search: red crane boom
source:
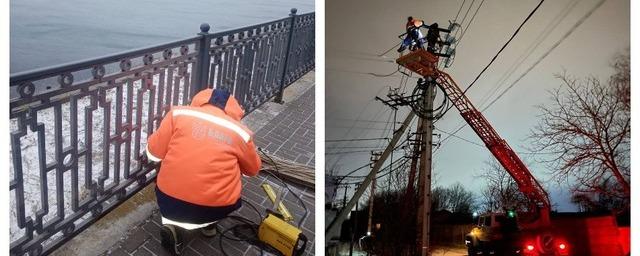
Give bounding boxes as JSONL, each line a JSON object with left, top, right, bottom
{"left": 397, "top": 49, "right": 551, "bottom": 228}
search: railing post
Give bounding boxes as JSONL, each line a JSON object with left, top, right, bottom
{"left": 274, "top": 8, "right": 297, "bottom": 103}
{"left": 193, "top": 23, "right": 212, "bottom": 97}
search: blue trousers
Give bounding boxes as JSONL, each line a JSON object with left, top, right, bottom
{"left": 155, "top": 186, "right": 241, "bottom": 224}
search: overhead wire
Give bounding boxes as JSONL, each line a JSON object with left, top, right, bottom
{"left": 326, "top": 118, "right": 403, "bottom": 125}
{"left": 327, "top": 136, "right": 410, "bottom": 156}
{"left": 482, "top": 0, "right": 606, "bottom": 112}
{"left": 453, "top": 0, "right": 468, "bottom": 23}
{"left": 434, "top": 127, "right": 484, "bottom": 147}
{"left": 438, "top": 0, "right": 606, "bottom": 149}
{"left": 434, "top": 126, "right": 560, "bottom": 155}
{"left": 462, "top": 0, "right": 544, "bottom": 96}
{"left": 326, "top": 147, "right": 406, "bottom": 156}
{"left": 340, "top": 158, "right": 411, "bottom": 185}
{"left": 477, "top": 0, "right": 581, "bottom": 107}
{"left": 327, "top": 125, "right": 398, "bottom": 132}
{"left": 326, "top": 137, "right": 390, "bottom": 143}
{"left": 334, "top": 163, "right": 370, "bottom": 185}
{"left": 454, "top": 0, "right": 486, "bottom": 49}
{"left": 454, "top": 0, "right": 477, "bottom": 38}
{"left": 328, "top": 145, "right": 397, "bottom": 150}
{"left": 376, "top": 109, "right": 395, "bottom": 149}
{"left": 338, "top": 157, "right": 409, "bottom": 180}
{"left": 435, "top": 0, "right": 546, "bottom": 145}
{"left": 327, "top": 85, "right": 389, "bottom": 168}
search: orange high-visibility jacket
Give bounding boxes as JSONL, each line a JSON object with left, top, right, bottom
{"left": 146, "top": 88, "right": 261, "bottom": 207}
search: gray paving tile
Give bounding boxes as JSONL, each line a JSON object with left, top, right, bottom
{"left": 122, "top": 228, "right": 152, "bottom": 253}
{"left": 132, "top": 247, "right": 153, "bottom": 256}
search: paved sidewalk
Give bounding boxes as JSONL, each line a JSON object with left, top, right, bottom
{"left": 254, "top": 87, "right": 315, "bottom": 167}
{"left": 101, "top": 78, "right": 315, "bottom": 255}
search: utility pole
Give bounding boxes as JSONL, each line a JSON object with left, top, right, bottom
{"left": 354, "top": 199, "right": 359, "bottom": 255}
{"left": 417, "top": 79, "right": 436, "bottom": 256}
{"left": 349, "top": 192, "right": 357, "bottom": 256}
{"left": 341, "top": 184, "right": 350, "bottom": 210}
{"left": 389, "top": 109, "right": 397, "bottom": 190}
{"left": 367, "top": 151, "right": 381, "bottom": 236}
{"left": 367, "top": 178, "right": 376, "bottom": 236}
{"left": 326, "top": 112, "right": 416, "bottom": 237}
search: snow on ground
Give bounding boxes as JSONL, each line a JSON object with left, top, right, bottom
{"left": 9, "top": 67, "right": 189, "bottom": 245}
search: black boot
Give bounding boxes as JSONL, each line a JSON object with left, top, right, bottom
{"left": 200, "top": 223, "right": 218, "bottom": 237}
{"left": 160, "top": 224, "right": 183, "bottom": 255}
{"left": 397, "top": 45, "right": 407, "bottom": 52}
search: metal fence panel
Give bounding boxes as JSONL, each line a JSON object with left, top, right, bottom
{"left": 9, "top": 10, "right": 314, "bottom": 255}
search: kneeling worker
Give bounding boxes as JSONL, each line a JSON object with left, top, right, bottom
{"left": 145, "top": 87, "right": 262, "bottom": 255}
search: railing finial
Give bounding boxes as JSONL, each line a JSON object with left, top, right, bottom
{"left": 199, "top": 23, "right": 210, "bottom": 34}
{"left": 290, "top": 8, "right": 298, "bottom": 15}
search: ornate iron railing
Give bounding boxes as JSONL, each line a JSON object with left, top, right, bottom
{"left": 9, "top": 9, "right": 314, "bottom": 255}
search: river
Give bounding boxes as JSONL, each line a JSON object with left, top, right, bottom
{"left": 10, "top": 0, "right": 314, "bottom": 73}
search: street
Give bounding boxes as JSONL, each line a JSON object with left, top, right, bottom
{"left": 431, "top": 246, "right": 468, "bottom": 256}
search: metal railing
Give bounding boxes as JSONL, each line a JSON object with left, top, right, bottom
{"left": 9, "top": 8, "right": 314, "bottom": 255}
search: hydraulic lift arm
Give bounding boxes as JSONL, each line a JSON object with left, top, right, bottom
{"left": 397, "top": 50, "right": 551, "bottom": 228}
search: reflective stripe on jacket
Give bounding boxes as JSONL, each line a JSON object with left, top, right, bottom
{"left": 147, "top": 88, "right": 261, "bottom": 207}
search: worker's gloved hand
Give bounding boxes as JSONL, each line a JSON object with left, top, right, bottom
{"left": 139, "top": 151, "right": 150, "bottom": 165}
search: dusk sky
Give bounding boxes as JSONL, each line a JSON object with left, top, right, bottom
{"left": 325, "top": 0, "right": 630, "bottom": 212}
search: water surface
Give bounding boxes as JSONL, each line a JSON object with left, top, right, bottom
{"left": 11, "top": 0, "right": 313, "bottom": 73}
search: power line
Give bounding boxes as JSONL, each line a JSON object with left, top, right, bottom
{"left": 462, "top": 0, "right": 545, "bottom": 95}
{"left": 478, "top": 0, "right": 581, "bottom": 107}
{"left": 438, "top": 124, "right": 467, "bottom": 147}
{"left": 340, "top": 158, "right": 411, "bottom": 185}
{"left": 326, "top": 150, "right": 383, "bottom": 156}
{"left": 326, "top": 139, "right": 409, "bottom": 156}
{"left": 455, "top": 0, "right": 477, "bottom": 38}
{"left": 438, "top": 0, "right": 546, "bottom": 130}
{"left": 328, "top": 85, "right": 389, "bottom": 167}
{"left": 329, "top": 125, "right": 397, "bottom": 131}
{"left": 326, "top": 148, "right": 402, "bottom": 156}
{"left": 377, "top": 109, "right": 395, "bottom": 148}
{"left": 339, "top": 157, "right": 409, "bottom": 179}
{"left": 453, "top": 0, "right": 468, "bottom": 23}
{"left": 326, "top": 68, "right": 406, "bottom": 79}
{"left": 327, "top": 118, "right": 403, "bottom": 124}
{"left": 328, "top": 145, "right": 393, "bottom": 150}
{"left": 434, "top": 127, "right": 483, "bottom": 147}
{"left": 455, "top": 0, "right": 486, "bottom": 49}
{"left": 434, "top": 126, "right": 560, "bottom": 156}
{"left": 326, "top": 137, "right": 390, "bottom": 143}
{"left": 332, "top": 163, "right": 370, "bottom": 184}
{"left": 482, "top": 0, "right": 607, "bottom": 112}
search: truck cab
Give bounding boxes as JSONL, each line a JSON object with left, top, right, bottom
{"left": 466, "top": 212, "right": 517, "bottom": 255}
{"left": 465, "top": 212, "right": 569, "bottom": 256}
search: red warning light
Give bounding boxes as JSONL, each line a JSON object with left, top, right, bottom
{"left": 526, "top": 244, "right": 535, "bottom": 251}
{"left": 558, "top": 243, "right": 566, "bottom": 250}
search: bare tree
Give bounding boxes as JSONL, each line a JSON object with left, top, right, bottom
{"left": 530, "top": 52, "right": 630, "bottom": 208}
{"left": 477, "top": 159, "right": 529, "bottom": 212}
{"left": 611, "top": 51, "right": 630, "bottom": 112}
{"left": 571, "top": 176, "right": 627, "bottom": 212}
{"left": 432, "top": 183, "right": 475, "bottom": 215}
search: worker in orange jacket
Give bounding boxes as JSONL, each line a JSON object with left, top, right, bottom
{"left": 398, "top": 16, "right": 425, "bottom": 53}
{"left": 145, "top": 87, "right": 261, "bottom": 255}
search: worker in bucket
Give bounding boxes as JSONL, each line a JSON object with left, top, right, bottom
{"left": 425, "top": 22, "right": 443, "bottom": 53}
{"left": 144, "top": 87, "right": 261, "bottom": 255}
{"left": 397, "top": 16, "right": 425, "bottom": 52}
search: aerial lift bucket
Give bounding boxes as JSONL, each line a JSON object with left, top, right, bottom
{"left": 395, "top": 49, "right": 439, "bottom": 77}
